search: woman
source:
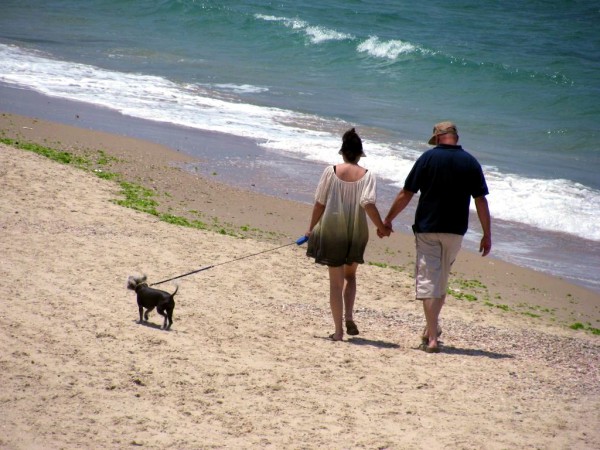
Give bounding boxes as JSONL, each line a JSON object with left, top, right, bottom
{"left": 306, "top": 128, "right": 389, "bottom": 341}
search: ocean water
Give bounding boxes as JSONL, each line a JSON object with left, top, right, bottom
{"left": 1, "top": 0, "right": 599, "bottom": 291}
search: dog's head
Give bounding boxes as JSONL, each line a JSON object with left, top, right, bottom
{"left": 127, "top": 274, "right": 148, "bottom": 291}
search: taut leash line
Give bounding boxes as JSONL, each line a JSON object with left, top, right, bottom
{"left": 149, "top": 235, "right": 308, "bottom": 286}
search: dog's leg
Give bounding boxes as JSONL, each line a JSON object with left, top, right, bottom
{"left": 144, "top": 306, "right": 155, "bottom": 322}
{"left": 166, "top": 308, "right": 173, "bottom": 330}
{"left": 138, "top": 305, "right": 144, "bottom": 323}
{"left": 156, "top": 306, "right": 168, "bottom": 329}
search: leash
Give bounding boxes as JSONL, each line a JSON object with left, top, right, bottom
{"left": 149, "top": 235, "right": 308, "bottom": 286}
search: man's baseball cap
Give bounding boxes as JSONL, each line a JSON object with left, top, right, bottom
{"left": 428, "top": 121, "right": 458, "bottom": 145}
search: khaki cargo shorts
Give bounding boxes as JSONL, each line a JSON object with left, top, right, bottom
{"left": 415, "top": 233, "right": 463, "bottom": 299}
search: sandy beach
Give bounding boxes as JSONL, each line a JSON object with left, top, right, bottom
{"left": 1, "top": 112, "right": 599, "bottom": 449}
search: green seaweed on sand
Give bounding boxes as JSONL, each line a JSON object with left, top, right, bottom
{"left": 2, "top": 136, "right": 282, "bottom": 241}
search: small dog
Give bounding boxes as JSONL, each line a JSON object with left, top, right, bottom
{"left": 127, "top": 275, "right": 178, "bottom": 330}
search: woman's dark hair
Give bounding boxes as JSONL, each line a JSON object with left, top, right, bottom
{"left": 340, "top": 128, "right": 363, "bottom": 163}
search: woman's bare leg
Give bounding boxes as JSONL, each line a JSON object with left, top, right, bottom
{"left": 328, "top": 265, "right": 345, "bottom": 340}
{"left": 343, "top": 263, "right": 358, "bottom": 321}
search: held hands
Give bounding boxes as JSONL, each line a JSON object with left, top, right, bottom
{"left": 377, "top": 226, "right": 391, "bottom": 238}
{"left": 377, "top": 219, "right": 394, "bottom": 238}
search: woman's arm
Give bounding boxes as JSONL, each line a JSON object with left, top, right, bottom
{"left": 364, "top": 203, "right": 390, "bottom": 237}
{"left": 306, "top": 202, "right": 326, "bottom": 236}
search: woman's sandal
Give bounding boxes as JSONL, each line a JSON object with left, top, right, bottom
{"left": 346, "top": 320, "right": 359, "bottom": 336}
{"left": 329, "top": 333, "right": 343, "bottom": 341}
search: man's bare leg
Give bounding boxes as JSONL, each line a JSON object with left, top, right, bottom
{"left": 422, "top": 296, "right": 445, "bottom": 350}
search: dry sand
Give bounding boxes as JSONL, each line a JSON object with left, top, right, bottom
{"left": 1, "top": 114, "right": 599, "bottom": 449}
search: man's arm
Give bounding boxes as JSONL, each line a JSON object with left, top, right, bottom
{"left": 474, "top": 195, "right": 491, "bottom": 256}
{"left": 384, "top": 189, "right": 414, "bottom": 230}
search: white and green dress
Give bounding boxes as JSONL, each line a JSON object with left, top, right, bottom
{"left": 307, "top": 165, "right": 377, "bottom": 267}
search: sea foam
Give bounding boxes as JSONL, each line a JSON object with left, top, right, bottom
{"left": 357, "top": 36, "right": 425, "bottom": 60}
{"left": 255, "top": 14, "right": 353, "bottom": 44}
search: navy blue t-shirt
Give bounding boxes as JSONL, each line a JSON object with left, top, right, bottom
{"left": 404, "top": 144, "right": 488, "bottom": 235}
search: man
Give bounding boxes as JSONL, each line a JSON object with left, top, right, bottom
{"left": 383, "top": 121, "right": 491, "bottom": 353}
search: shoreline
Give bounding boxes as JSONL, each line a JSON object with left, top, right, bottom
{"left": 1, "top": 83, "right": 599, "bottom": 294}
{"left": 1, "top": 111, "right": 598, "bottom": 330}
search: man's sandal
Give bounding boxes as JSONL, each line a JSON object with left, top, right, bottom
{"left": 421, "top": 327, "right": 442, "bottom": 344}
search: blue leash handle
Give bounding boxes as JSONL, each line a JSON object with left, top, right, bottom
{"left": 296, "top": 235, "right": 309, "bottom": 245}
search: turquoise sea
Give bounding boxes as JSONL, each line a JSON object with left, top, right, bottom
{"left": 1, "top": 0, "right": 599, "bottom": 291}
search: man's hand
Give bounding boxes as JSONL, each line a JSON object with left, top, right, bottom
{"left": 479, "top": 235, "right": 491, "bottom": 257}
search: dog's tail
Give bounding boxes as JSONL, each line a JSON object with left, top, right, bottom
{"left": 171, "top": 285, "right": 179, "bottom": 298}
